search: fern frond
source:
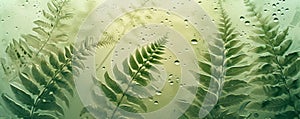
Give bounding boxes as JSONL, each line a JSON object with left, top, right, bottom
{"left": 86, "top": 37, "right": 167, "bottom": 119}
{"left": 244, "top": 0, "right": 300, "bottom": 117}
{"left": 181, "top": 1, "right": 251, "bottom": 118}
{"left": 4, "top": 0, "right": 73, "bottom": 82}
{"left": 2, "top": 40, "right": 98, "bottom": 118}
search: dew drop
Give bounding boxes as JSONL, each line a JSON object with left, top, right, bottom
{"left": 169, "top": 74, "right": 173, "bottom": 78}
{"left": 155, "top": 91, "right": 162, "bottom": 96}
{"left": 102, "top": 66, "right": 106, "bottom": 70}
{"left": 154, "top": 101, "right": 159, "bottom": 105}
{"left": 1, "top": 19, "right": 4, "bottom": 22}
{"left": 285, "top": 8, "right": 289, "bottom": 11}
{"left": 245, "top": 21, "right": 250, "bottom": 25}
{"left": 174, "top": 60, "right": 180, "bottom": 65}
{"left": 191, "top": 39, "right": 198, "bottom": 45}
{"left": 239, "top": 16, "right": 245, "bottom": 21}
{"left": 253, "top": 113, "right": 259, "bottom": 118}
{"left": 169, "top": 81, "right": 174, "bottom": 85}
{"left": 273, "top": 17, "right": 279, "bottom": 22}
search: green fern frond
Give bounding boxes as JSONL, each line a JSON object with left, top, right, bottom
{"left": 2, "top": 39, "right": 98, "bottom": 118}
{"left": 244, "top": 0, "right": 300, "bottom": 118}
{"left": 81, "top": 37, "right": 167, "bottom": 119}
{"left": 4, "top": 0, "right": 73, "bottom": 81}
{"left": 181, "top": 1, "right": 251, "bottom": 118}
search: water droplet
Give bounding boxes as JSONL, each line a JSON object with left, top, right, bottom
{"left": 1, "top": 19, "right": 4, "bottom": 22}
{"left": 154, "top": 101, "right": 159, "bottom": 105}
{"left": 191, "top": 39, "right": 198, "bottom": 45}
{"left": 245, "top": 21, "right": 250, "bottom": 25}
{"left": 176, "top": 77, "right": 180, "bottom": 81}
{"left": 169, "top": 81, "right": 174, "bottom": 85}
{"left": 240, "top": 16, "right": 245, "bottom": 21}
{"left": 156, "top": 91, "right": 162, "bottom": 96}
{"left": 169, "top": 74, "right": 173, "bottom": 78}
{"left": 174, "top": 60, "right": 180, "bottom": 65}
{"left": 253, "top": 113, "right": 259, "bottom": 118}
{"left": 274, "top": 18, "right": 279, "bottom": 22}
{"left": 102, "top": 66, "right": 106, "bottom": 70}
{"left": 272, "top": 13, "right": 277, "bottom": 17}
{"left": 285, "top": 8, "right": 289, "bottom": 11}
{"left": 198, "top": 1, "right": 202, "bottom": 3}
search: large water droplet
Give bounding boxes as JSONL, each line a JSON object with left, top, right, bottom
{"left": 273, "top": 18, "right": 279, "bottom": 22}
{"left": 154, "top": 101, "right": 159, "bottom": 105}
{"left": 245, "top": 21, "right": 250, "bottom": 25}
{"left": 191, "top": 39, "right": 198, "bottom": 45}
{"left": 174, "top": 60, "right": 180, "bottom": 65}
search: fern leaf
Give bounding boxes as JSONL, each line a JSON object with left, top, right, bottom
{"left": 31, "top": 64, "right": 48, "bottom": 86}
{"left": 19, "top": 73, "right": 40, "bottom": 95}
{"left": 100, "top": 82, "right": 118, "bottom": 103}
{"left": 219, "top": 94, "right": 249, "bottom": 107}
{"left": 1, "top": 94, "right": 30, "bottom": 118}
{"left": 10, "top": 84, "right": 34, "bottom": 107}
{"left": 274, "top": 40, "right": 292, "bottom": 55}
{"left": 49, "top": 53, "right": 60, "bottom": 69}
{"left": 40, "top": 60, "right": 54, "bottom": 77}
{"left": 33, "top": 114, "right": 57, "bottom": 119}
{"left": 33, "top": 27, "right": 49, "bottom": 38}
{"left": 104, "top": 72, "right": 123, "bottom": 94}
{"left": 284, "top": 59, "right": 300, "bottom": 77}
{"left": 226, "top": 65, "right": 252, "bottom": 76}
{"left": 34, "top": 20, "right": 52, "bottom": 28}
{"left": 261, "top": 96, "right": 290, "bottom": 112}
{"left": 283, "top": 52, "right": 299, "bottom": 66}
{"left": 126, "top": 94, "right": 147, "bottom": 112}
{"left": 222, "top": 80, "right": 248, "bottom": 92}
{"left": 36, "top": 101, "right": 64, "bottom": 115}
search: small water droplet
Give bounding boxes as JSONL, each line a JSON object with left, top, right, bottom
{"left": 154, "top": 101, "right": 159, "bottom": 105}
{"left": 240, "top": 16, "right": 245, "bottom": 21}
{"left": 285, "top": 8, "right": 289, "bottom": 11}
{"left": 272, "top": 13, "right": 277, "bottom": 17}
{"left": 169, "top": 81, "right": 174, "bottom": 85}
{"left": 191, "top": 39, "right": 198, "bottom": 45}
{"left": 253, "top": 113, "right": 259, "bottom": 118}
{"left": 273, "top": 17, "right": 279, "bottom": 22}
{"left": 1, "top": 19, "right": 4, "bottom": 22}
{"left": 176, "top": 77, "right": 180, "bottom": 81}
{"left": 169, "top": 74, "right": 173, "bottom": 78}
{"left": 174, "top": 60, "right": 180, "bottom": 65}
{"left": 102, "top": 66, "right": 106, "bottom": 70}
{"left": 245, "top": 21, "right": 250, "bottom": 25}
{"left": 198, "top": 1, "right": 202, "bottom": 3}
{"left": 156, "top": 91, "right": 162, "bottom": 96}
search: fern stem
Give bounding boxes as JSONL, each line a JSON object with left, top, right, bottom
{"left": 96, "top": 47, "right": 115, "bottom": 71}
{"left": 35, "top": 0, "right": 68, "bottom": 56}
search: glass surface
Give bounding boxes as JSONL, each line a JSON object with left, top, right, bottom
{"left": 1, "top": 0, "right": 300, "bottom": 119}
